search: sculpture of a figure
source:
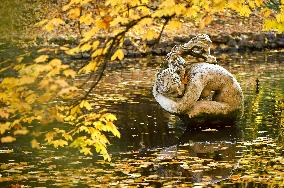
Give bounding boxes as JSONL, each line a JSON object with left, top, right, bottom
{"left": 153, "top": 34, "right": 243, "bottom": 118}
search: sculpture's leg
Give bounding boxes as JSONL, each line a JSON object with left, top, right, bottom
{"left": 187, "top": 101, "right": 232, "bottom": 118}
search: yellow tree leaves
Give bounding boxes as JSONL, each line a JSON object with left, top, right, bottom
{"left": 43, "top": 18, "right": 65, "bottom": 32}
{"left": 0, "top": 53, "right": 80, "bottom": 146}
{"left": 34, "top": 55, "right": 49, "bottom": 63}
{"left": 80, "top": 13, "right": 94, "bottom": 25}
{"left": 111, "top": 49, "right": 124, "bottom": 61}
{"left": 68, "top": 8, "right": 81, "bottom": 19}
{"left": 31, "top": 139, "right": 40, "bottom": 149}
{"left": 63, "top": 69, "right": 76, "bottom": 78}
{"left": 167, "top": 20, "right": 182, "bottom": 31}
{"left": 143, "top": 30, "right": 158, "bottom": 41}
{"left": 58, "top": 103, "right": 120, "bottom": 161}
{"left": 80, "top": 100, "right": 93, "bottom": 110}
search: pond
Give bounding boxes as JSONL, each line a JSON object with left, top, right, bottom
{"left": 0, "top": 51, "right": 283, "bottom": 187}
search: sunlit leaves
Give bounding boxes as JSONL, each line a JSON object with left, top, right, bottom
{"left": 79, "top": 60, "right": 97, "bottom": 74}
{"left": 43, "top": 18, "right": 65, "bottom": 32}
{"left": 80, "top": 13, "right": 94, "bottom": 25}
{"left": 34, "top": 55, "right": 49, "bottom": 63}
{"left": 96, "top": 16, "right": 112, "bottom": 29}
{"left": 80, "top": 43, "right": 92, "bottom": 52}
{"left": 50, "top": 139, "right": 68, "bottom": 148}
{"left": 1, "top": 136, "right": 16, "bottom": 143}
{"left": 57, "top": 103, "right": 120, "bottom": 160}
{"left": 80, "top": 100, "right": 93, "bottom": 110}
{"left": 31, "top": 139, "right": 40, "bottom": 149}
{"left": 68, "top": 8, "right": 81, "bottom": 19}
{"left": 80, "top": 147, "right": 92, "bottom": 155}
{"left": 13, "top": 128, "right": 29, "bottom": 136}
{"left": 63, "top": 69, "right": 76, "bottom": 78}
{"left": 0, "top": 123, "right": 10, "bottom": 134}
{"left": 167, "top": 20, "right": 182, "bottom": 31}
{"left": 143, "top": 30, "right": 158, "bottom": 41}
{"left": 111, "top": 49, "right": 124, "bottom": 61}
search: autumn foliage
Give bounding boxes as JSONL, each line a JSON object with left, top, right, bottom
{"left": 0, "top": 0, "right": 283, "bottom": 160}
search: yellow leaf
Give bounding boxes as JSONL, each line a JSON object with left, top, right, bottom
{"left": 213, "top": 0, "right": 226, "bottom": 10}
{"left": 62, "top": 0, "right": 75, "bottom": 11}
{"left": 35, "top": 19, "right": 48, "bottom": 27}
{"left": 80, "top": 147, "right": 92, "bottom": 155}
{"left": 80, "top": 0, "right": 92, "bottom": 5}
{"left": 63, "top": 69, "right": 76, "bottom": 78}
{"left": 92, "top": 41, "right": 100, "bottom": 50}
{"left": 51, "top": 139, "right": 68, "bottom": 148}
{"left": 199, "top": 15, "right": 213, "bottom": 29}
{"left": 80, "top": 13, "right": 94, "bottom": 25}
{"left": 143, "top": 29, "right": 157, "bottom": 41}
{"left": 103, "top": 113, "right": 117, "bottom": 121}
{"left": 0, "top": 123, "right": 10, "bottom": 134}
{"left": 255, "top": 0, "right": 264, "bottom": 7}
{"left": 45, "top": 131, "right": 56, "bottom": 143}
{"left": 68, "top": 8, "right": 81, "bottom": 19}
{"left": 248, "top": 0, "right": 255, "bottom": 8}
{"left": 263, "top": 19, "right": 278, "bottom": 31}
{"left": 14, "top": 128, "right": 29, "bottom": 136}
{"left": 66, "top": 47, "right": 80, "bottom": 55}
{"left": 34, "top": 55, "right": 49, "bottom": 63}
{"left": 1, "top": 136, "right": 16, "bottom": 143}
{"left": 63, "top": 133, "right": 73, "bottom": 141}
{"left": 31, "top": 139, "right": 40, "bottom": 149}
{"left": 79, "top": 60, "right": 97, "bottom": 74}
{"left": 276, "top": 13, "right": 284, "bottom": 23}
{"left": 44, "top": 18, "right": 65, "bottom": 32}
{"left": 38, "top": 93, "right": 52, "bottom": 103}
{"left": 239, "top": 5, "right": 251, "bottom": 17}
{"left": 44, "top": 22, "right": 54, "bottom": 32}
{"left": 80, "top": 100, "right": 93, "bottom": 110}
{"left": 49, "top": 59, "right": 62, "bottom": 67}
{"left": 92, "top": 48, "right": 104, "bottom": 58}
{"left": 82, "top": 28, "right": 98, "bottom": 42}
{"left": 167, "top": 20, "right": 182, "bottom": 31}
{"left": 261, "top": 8, "right": 272, "bottom": 18}
{"left": 55, "top": 79, "right": 69, "bottom": 87}
{"left": 0, "top": 110, "right": 9, "bottom": 119}
{"left": 16, "top": 56, "right": 24, "bottom": 63}
{"left": 25, "top": 93, "right": 37, "bottom": 104}
{"left": 19, "top": 76, "right": 36, "bottom": 85}
{"left": 59, "top": 46, "right": 70, "bottom": 51}
{"left": 70, "top": 105, "right": 81, "bottom": 115}
{"left": 111, "top": 49, "right": 124, "bottom": 61}
{"left": 96, "top": 16, "right": 112, "bottom": 29}
{"left": 80, "top": 43, "right": 92, "bottom": 52}
{"left": 106, "top": 122, "right": 120, "bottom": 138}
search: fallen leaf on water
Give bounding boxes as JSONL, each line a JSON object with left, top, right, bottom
{"left": 230, "top": 175, "right": 240, "bottom": 181}
{"left": 1, "top": 136, "right": 16, "bottom": 143}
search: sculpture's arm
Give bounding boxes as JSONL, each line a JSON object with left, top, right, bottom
{"left": 153, "top": 78, "right": 202, "bottom": 114}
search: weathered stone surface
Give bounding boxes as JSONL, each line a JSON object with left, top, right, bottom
{"left": 153, "top": 63, "right": 244, "bottom": 119}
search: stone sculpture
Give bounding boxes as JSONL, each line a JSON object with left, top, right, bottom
{"left": 153, "top": 34, "right": 243, "bottom": 118}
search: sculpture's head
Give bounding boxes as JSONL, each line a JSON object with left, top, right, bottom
{"left": 156, "top": 68, "right": 185, "bottom": 98}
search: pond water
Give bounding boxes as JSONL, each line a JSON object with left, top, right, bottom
{"left": 0, "top": 51, "right": 283, "bottom": 187}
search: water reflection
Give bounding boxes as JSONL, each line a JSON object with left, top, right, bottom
{"left": 0, "top": 51, "right": 283, "bottom": 187}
